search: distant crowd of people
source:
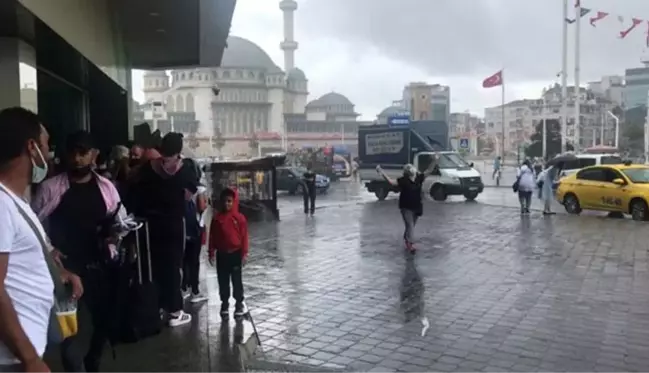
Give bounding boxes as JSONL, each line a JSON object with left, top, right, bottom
{"left": 0, "top": 107, "right": 250, "bottom": 372}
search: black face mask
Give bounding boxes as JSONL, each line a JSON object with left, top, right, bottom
{"left": 68, "top": 165, "right": 93, "bottom": 178}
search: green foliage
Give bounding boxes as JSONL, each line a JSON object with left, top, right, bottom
{"left": 621, "top": 105, "right": 646, "bottom": 155}
{"left": 525, "top": 119, "right": 566, "bottom": 159}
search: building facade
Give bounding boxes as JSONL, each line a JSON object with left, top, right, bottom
{"left": 137, "top": 1, "right": 361, "bottom": 158}
{"left": 402, "top": 82, "right": 450, "bottom": 123}
{"left": 0, "top": 0, "right": 234, "bottom": 156}
{"left": 484, "top": 85, "right": 618, "bottom": 155}
{"left": 588, "top": 75, "right": 624, "bottom": 106}
{"left": 624, "top": 63, "right": 649, "bottom": 109}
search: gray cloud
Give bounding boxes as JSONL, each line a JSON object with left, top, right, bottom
{"left": 298, "top": 0, "right": 649, "bottom": 83}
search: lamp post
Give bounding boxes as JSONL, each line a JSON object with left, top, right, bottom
{"left": 606, "top": 111, "right": 619, "bottom": 149}
{"left": 541, "top": 96, "right": 547, "bottom": 160}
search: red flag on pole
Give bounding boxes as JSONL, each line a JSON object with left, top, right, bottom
{"left": 589, "top": 11, "right": 609, "bottom": 27}
{"left": 620, "top": 18, "right": 643, "bottom": 39}
{"left": 482, "top": 71, "right": 503, "bottom": 88}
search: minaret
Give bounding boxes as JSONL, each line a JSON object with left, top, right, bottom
{"left": 279, "top": 0, "right": 298, "bottom": 71}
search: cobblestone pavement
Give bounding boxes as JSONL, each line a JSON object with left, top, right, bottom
{"left": 244, "top": 199, "right": 649, "bottom": 372}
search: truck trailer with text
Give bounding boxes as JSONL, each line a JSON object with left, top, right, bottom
{"left": 358, "top": 125, "right": 484, "bottom": 201}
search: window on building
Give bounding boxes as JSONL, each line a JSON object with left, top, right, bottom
{"left": 189, "top": 72, "right": 194, "bottom": 79}
{"left": 223, "top": 71, "right": 231, "bottom": 78}
{"left": 176, "top": 95, "right": 185, "bottom": 112}
{"left": 166, "top": 96, "right": 175, "bottom": 111}
{"left": 236, "top": 70, "right": 244, "bottom": 78}
{"left": 186, "top": 93, "right": 195, "bottom": 112}
{"left": 248, "top": 71, "right": 255, "bottom": 79}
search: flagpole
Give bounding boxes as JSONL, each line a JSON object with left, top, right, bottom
{"left": 501, "top": 69, "right": 505, "bottom": 159}
{"left": 574, "top": 1, "right": 581, "bottom": 151}
{"left": 561, "top": 0, "right": 568, "bottom": 153}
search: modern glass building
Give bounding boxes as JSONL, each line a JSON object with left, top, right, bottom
{"left": 624, "top": 63, "right": 649, "bottom": 109}
{"left": 0, "top": 0, "right": 235, "bottom": 155}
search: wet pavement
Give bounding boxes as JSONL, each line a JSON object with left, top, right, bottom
{"left": 43, "top": 180, "right": 649, "bottom": 372}
{"left": 249, "top": 182, "right": 649, "bottom": 372}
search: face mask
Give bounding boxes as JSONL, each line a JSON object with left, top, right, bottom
{"left": 31, "top": 146, "right": 48, "bottom": 183}
{"left": 68, "top": 165, "right": 92, "bottom": 178}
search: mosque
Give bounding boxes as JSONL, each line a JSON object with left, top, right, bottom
{"left": 137, "top": 0, "right": 366, "bottom": 157}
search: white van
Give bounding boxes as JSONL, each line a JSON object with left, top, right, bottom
{"left": 362, "top": 151, "right": 484, "bottom": 201}
{"left": 559, "top": 153, "right": 623, "bottom": 177}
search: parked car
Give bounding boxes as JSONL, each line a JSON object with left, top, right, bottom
{"left": 277, "top": 166, "right": 330, "bottom": 195}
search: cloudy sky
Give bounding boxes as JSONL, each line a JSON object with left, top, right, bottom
{"left": 132, "top": 0, "right": 649, "bottom": 120}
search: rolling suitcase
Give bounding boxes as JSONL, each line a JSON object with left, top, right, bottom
{"left": 111, "top": 221, "right": 162, "bottom": 345}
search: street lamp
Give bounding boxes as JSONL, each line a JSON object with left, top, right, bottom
{"left": 541, "top": 96, "right": 547, "bottom": 160}
{"left": 606, "top": 111, "right": 619, "bottom": 149}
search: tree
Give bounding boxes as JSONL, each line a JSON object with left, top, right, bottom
{"left": 248, "top": 133, "right": 259, "bottom": 157}
{"left": 621, "top": 105, "right": 646, "bottom": 156}
{"left": 212, "top": 127, "right": 226, "bottom": 156}
{"left": 525, "top": 119, "right": 567, "bottom": 159}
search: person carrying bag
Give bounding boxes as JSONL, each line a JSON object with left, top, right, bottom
{"left": 0, "top": 187, "right": 79, "bottom": 344}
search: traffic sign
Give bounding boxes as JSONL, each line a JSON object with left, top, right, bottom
{"left": 459, "top": 138, "right": 469, "bottom": 149}
{"left": 388, "top": 113, "right": 410, "bottom": 127}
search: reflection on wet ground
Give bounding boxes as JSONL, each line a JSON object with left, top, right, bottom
{"left": 43, "top": 181, "right": 649, "bottom": 371}
{"left": 245, "top": 197, "right": 649, "bottom": 372}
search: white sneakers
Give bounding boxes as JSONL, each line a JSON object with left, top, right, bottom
{"left": 168, "top": 310, "right": 192, "bottom": 327}
{"left": 189, "top": 293, "right": 208, "bottom": 303}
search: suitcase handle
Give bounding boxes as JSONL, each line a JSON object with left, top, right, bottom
{"left": 134, "top": 220, "right": 153, "bottom": 284}
{"left": 144, "top": 222, "right": 153, "bottom": 283}
{"left": 135, "top": 228, "right": 143, "bottom": 284}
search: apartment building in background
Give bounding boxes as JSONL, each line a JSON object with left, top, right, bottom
{"left": 484, "top": 84, "right": 617, "bottom": 155}
{"left": 402, "top": 82, "right": 450, "bottom": 124}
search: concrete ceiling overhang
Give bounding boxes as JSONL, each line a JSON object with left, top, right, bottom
{"left": 114, "top": 0, "right": 236, "bottom": 70}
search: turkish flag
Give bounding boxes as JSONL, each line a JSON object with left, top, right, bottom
{"left": 482, "top": 71, "right": 503, "bottom": 88}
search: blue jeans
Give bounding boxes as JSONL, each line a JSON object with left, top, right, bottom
{"left": 401, "top": 209, "right": 418, "bottom": 243}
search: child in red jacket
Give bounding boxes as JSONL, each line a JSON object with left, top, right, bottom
{"left": 209, "top": 187, "right": 249, "bottom": 318}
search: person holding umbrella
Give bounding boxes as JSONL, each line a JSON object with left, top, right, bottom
{"left": 537, "top": 153, "right": 575, "bottom": 215}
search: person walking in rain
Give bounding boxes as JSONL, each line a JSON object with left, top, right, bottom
{"left": 537, "top": 163, "right": 560, "bottom": 215}
{"left": 376, "top": 156, "right": 438, "bottom": 253}
{"left": 516, "top": 159, "right": 536, "bottom": 214}
{"left": 302, "top": 163, "right": 317, "bottom": 215}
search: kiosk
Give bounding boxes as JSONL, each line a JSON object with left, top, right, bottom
{"left": 207, "top": 155, "right": 286, "bottom": 221}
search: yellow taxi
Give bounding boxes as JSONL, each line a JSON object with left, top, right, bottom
{"left": 555, "top": 163, "right": 649, "bottom": 221}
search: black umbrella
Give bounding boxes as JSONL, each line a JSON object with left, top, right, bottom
{"left": 546, "top": 153, "right": 577, "bottom": 167}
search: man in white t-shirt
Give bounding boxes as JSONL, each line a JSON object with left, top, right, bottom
{"left": 0, "top": 108, "right": 82, "bottom": 372}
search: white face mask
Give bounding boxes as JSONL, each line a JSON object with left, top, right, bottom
{"left": 31, "top": 146, "right": 48, "bottom": 183}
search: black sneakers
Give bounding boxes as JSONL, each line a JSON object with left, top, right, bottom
{"left": 220, "top": 303, "right": 229, "bottom": 317}
{"left": 234, "top": 302, "right": 247, "bottom": 317}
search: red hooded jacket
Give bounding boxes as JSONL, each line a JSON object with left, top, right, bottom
{"left": 208, "top": 188, "right": 249, "bottom": 259}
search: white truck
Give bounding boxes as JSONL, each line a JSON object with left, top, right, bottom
{"left": 358, "top": 126, "right": 484, "bottom": 201}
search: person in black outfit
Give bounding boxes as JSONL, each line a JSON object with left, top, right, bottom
{"left": 130, "top": 132, "right": 198, "bottom": 327}
{"left": 302, "top": 163, "right": 317, "bottom": 215}
{"left": 181, "top": 158, "right": 208, "bottom": 303}
{"left": 376, "top": 157, "right": 437, "bottom": 253}
{"left": 38, "top": 131, "right": 118, "bottom": 372}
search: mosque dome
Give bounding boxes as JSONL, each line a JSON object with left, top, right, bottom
{"left": 221, "top": 36, "right": 282, "bottom": 73}
{"left": 287, "top": 67, "right": 307, "bottom": 81}
{"left": 378, "top": 105, "right": 405, "bottom": 117}
{"left": 307, "top": 92, "right": 353, "bottom": 107}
